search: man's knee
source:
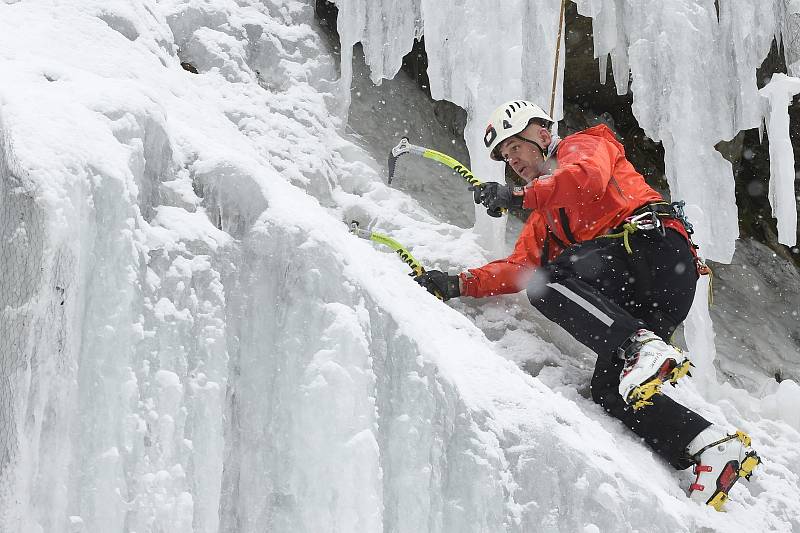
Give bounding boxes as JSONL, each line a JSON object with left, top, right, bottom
{"left": 525, "top": 264, "right": 556, "bottom": 304}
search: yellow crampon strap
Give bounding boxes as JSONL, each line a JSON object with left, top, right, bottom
{"left": 600, "top": 222, "right": 639, "bottom": 254}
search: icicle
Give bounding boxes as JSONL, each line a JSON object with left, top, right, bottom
{"left": 759, "top": 73, "right": 800, "bottom": 247}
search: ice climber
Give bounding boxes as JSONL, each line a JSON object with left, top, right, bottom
{"left": 415, "top": 100, "right": 761, "bottom": 510}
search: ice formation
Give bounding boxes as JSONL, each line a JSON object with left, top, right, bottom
{"left": 1, "top": 1, "right": 799, "bottom": 532}
{"left": 760, "top": 73, "right": 800, "bottom": 247}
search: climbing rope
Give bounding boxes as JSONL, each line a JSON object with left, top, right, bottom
{"left": 549, "top": 0, "right": 568, "bottom": 119}
{"left": 602, "top": 221, "right": 640, "bottom": 255}
{"left": 700, "top": 261, "right": 715, "bottom": 306}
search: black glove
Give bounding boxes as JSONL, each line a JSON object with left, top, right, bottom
{"left": 470, "top": 182, "right": 524, "bottom": 217}
{"left": 414, "top": 270, "right": 461, "bottom": 301}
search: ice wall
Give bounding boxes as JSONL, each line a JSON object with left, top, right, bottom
{"left": 332, "top": 0, "right": 564, "bottom": 173}
{"left": 0, "top": 2, "right": 724, "bottom": 528}
{"left": 2, "top": 1, "right": 800, "bottom": 532}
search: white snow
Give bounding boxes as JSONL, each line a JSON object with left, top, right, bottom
{"left": 1, "top": 1, "right": 799, "bottom": 532}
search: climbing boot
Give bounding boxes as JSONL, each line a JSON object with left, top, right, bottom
{"left": 618, "top": 329, "right": 693, "bottom": 410}
{"left": 687, "top": 426, "right": 761, "bottom": 511}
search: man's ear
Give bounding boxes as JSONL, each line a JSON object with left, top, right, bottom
{"left": 539, "top": 125, "right": 552, "bottom": 145}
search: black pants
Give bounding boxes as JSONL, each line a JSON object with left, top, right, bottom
{"left": 527, "top": 228, "right": 710, "bottom": 469}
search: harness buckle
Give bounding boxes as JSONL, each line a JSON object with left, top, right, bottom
{"left": 624, "top": 211, "right": 663, "bottom": 234}
{"left": 671, "top": 200, "right": 694, "bottom": 234}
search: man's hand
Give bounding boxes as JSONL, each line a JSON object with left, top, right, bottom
{"left": 470, "top": 182, "right": 524, "bottom": 217}
{"left": 414, "top": 270, "right": 461, "bottom": 301}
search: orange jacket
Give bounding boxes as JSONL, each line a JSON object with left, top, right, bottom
{"left": 460, "top": 124, "right": 688, "bottom": 298}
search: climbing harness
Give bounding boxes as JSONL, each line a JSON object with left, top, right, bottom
{"left": 603, "top": 201, "right": 690, "bottom": 252}
{"left": 670, "top": 200, "right": 713, "bottom": 281}
{"left": 602, "top": 211, "right": 663, "bottom": 254}
{"left": 601, "top": 203, "right": 671, "bottom": 254}
{"left": 600, "top": 200, "right": 715, "bottom": 303}
{"left": 667, "top": 201, "right": 714, "bottom": 302}
{"left": 671, "top": 200, "right": 694, "bottom": 234}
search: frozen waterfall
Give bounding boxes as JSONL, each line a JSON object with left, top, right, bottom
{"left": 1, "top": 1, "right": 799, "bottom": 532}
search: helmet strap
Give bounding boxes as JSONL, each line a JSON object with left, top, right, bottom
{"left": 514, "top": 134, "right": 548, "bottom": 161}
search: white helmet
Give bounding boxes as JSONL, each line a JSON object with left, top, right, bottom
{"left": 484, "top": 100, "right": 553, "bottom": 160}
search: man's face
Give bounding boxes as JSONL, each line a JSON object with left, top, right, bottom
{"left": 498, "top": 123, "right": 551, "bottom": 183}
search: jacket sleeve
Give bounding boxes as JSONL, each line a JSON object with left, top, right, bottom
{"left": 459, "top": 214, "right": 547, "bottom": 298}
{"left": 522, "top": 134, "right": 617, "bottom": 211}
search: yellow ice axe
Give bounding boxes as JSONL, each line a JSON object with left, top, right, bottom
{"left": 349, "top": 220, "right": 443, "bottom": 299}
{"left": 388, "top": 137, "right": 484, "bottom": 188}
{"left": 388, "top": 137, "right": 505, "bottom": 216}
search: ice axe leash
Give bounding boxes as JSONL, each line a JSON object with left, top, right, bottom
{"left": 387, "top": 137, "right": 505, "bottom": 217}
{"left": 348, "top": 220, "right": 443, "bottom": 300}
